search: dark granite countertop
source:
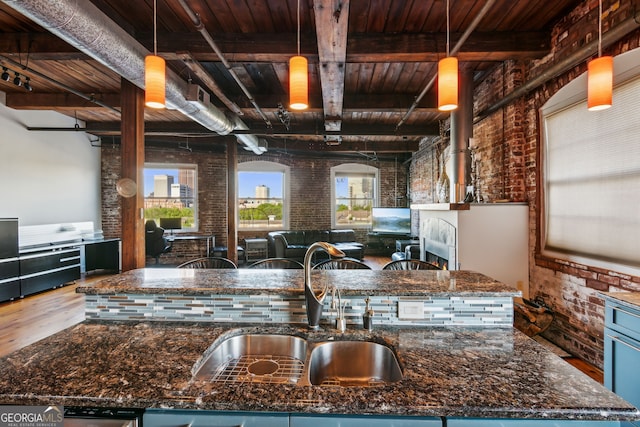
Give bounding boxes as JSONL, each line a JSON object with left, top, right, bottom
{"left": 76, "top": 268, "right": 519, "bottom": 297}
{"left": 0, "top": 321, "right": 637, "bottom": 421}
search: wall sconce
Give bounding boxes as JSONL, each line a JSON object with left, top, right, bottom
{"left": 587, "top": 0, "right": 612, "bottom": 111}
{"left": 289, "top": 0, "right": 308, "bottom": 110}
{"left": 438, "top": 0, "right": 458, "bottom": 111}
{"left": 145, "top": 0, "right": 165, "bottom": 109}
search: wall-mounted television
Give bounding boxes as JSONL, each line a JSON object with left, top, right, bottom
{"left": 371, "top": 208, "right": 411, "bottom": 235}
{"left": 159, "top": 217, "right": 182, "bottom": 232}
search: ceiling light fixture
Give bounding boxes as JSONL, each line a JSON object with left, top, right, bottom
{"left": 289, "top": 0, "right": 308, "bottom": 110}
{"left": 145, "top": 0, "right": 166, "bottom": 109}
{"left": 13, "top": 72, "right": 22, "bottom": 87}
{"left": 438, "top": 0, "right": 458, "bottom": 112}
{"left": 1, "top": 67, "right": 9, "bottom": 81}
{"left": 587, "top": 0, "right": 612, "bottom": 111}
{"left": 23, "top": 76, "right": 32, "bottom": 92}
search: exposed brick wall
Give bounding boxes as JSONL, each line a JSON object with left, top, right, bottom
{"left": 102, "top": 144, "right": 407, "bottom": 265}
{"left": 409, "top": 0, "right": 640, "bottom": 368}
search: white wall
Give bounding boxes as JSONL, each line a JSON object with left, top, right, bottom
{"left": 0, "top": 92, "right": 101, "bottom": 227}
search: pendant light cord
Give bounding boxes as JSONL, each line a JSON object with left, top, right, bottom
{"left": 597, "top": 0, "right": 602, "bottom": 58}
{"left": 153, "top": 0, "right": 158, "bottom": 56}
{"left": 446, "top": 0, "right": 450, "bottom": 57}
{"left": 297, "top": 0, "right": 301, "bottom": 56}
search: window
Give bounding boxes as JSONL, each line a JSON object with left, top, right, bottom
{"left": 331, "top": 163, "right": 378, "bottom": 228}
{"left": 541, "top": 48, "right": 640, "bottom": 275}
{"left": 143, "top": 163, "right": 197, "bottom": 232}
{"left": 238, "top": 161, "right": 289, "bottom": 230}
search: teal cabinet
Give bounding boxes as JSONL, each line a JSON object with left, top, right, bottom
{"left": 447, "top": 418, "right": 619, "bottom": 426}
{"left": 604, "top": 297, "right": 640, "bottom": 427}
{"left": 290, "top": 414, "right": 442, "bottom": 427}
{"left": 143, "top": 409, "right": 289, "bottom": 427}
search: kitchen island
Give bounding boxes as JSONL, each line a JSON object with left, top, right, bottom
{"left": 0, "top": 268, "right": 637, "bottom": 425}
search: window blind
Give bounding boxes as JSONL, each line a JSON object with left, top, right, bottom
{"left": 544, "top": 77, "right": 640, "bottom": 267}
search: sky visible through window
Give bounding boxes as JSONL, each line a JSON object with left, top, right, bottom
{"left": 145, "top": 169, "right": 350, "bottom": 198}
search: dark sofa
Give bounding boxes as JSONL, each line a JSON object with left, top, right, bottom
{"left": 267, "top": 229, "right": 364, "bottom": 261}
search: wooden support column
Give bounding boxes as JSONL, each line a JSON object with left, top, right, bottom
{"left": 120, "top": 78, "right": 145, "bottom": 271}
{"left": 227, "top": 139, "right": 238, "bottom": 265}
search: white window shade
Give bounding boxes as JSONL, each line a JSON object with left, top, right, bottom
{"left": 544, "top": 77, "right": 640, "bottom": 268}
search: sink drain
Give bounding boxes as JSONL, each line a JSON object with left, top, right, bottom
{"left": 247, "top": 359, "right": 279, "bottom": 376}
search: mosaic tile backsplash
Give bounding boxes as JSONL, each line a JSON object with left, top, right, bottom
{"left": 84, "top": 293, "right": 514, "bottom": 327}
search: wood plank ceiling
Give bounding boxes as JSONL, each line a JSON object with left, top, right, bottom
{"left": 0, "top": 0, "right": 582, "bottom": 157}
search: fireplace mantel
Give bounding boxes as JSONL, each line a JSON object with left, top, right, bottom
{"left": 410, "top": 203, "right": 470, "bottom": 211}
{"left": 411, "top": 202, "right": 529, "bottom": 296}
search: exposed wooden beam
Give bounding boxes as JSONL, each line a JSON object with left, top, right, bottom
{"left": 6, "top": 92, "right": 440, "bottom": 112}
{"left": 5, "top": 93, "right": 120, "bottom": 110}
{"left": 314, "top": 0, "right": 350, "bottom": 132}
{"left": 0, "top": 31, "right": 550, "bottom": 63}
{"left": 76, "top": 121, "right": 439, "bottom": 137}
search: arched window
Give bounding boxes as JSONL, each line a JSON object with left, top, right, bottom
{"left": 238, "top": 161, "right": 290, "bottom": 230}
{"left": 541, "top": 48, "right": 640, "bottom": 275}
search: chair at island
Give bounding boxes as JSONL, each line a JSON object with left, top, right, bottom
{"left": 382, "top": 259, "right": 441, "bottom": 270}
{"left": 247, "top": 258, "right": 304, "bottom": 269}
{"left": 312, "top": 258, "right": 371, "bottom": 270}
{"left": 177, "top": 257, "right": 237, "bottom": 269}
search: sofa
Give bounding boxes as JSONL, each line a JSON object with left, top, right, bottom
{"left": 267, "top": 229, "right": 364, "bottom": 262}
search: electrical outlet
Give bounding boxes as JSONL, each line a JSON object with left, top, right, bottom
{"left": 398, "top": 300, "right": 424, "bottom": 320}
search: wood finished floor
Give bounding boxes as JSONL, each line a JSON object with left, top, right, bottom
{"left": 0, "top": 259, "right": 603, "bottom": 384}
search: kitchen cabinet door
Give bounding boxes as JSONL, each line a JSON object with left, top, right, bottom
{"left": 290, "top": 414, "right": 442, "bottom": 427}
{"left": 447, "top": 418, "right": 620, "bottom": 426}
{"left": 143, "top": 410, "right": 288, "bottom": 427}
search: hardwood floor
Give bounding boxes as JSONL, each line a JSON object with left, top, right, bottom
{"left": 0, "top": 274, "right": 104, "bottom": 358}
{"left": 0, "top": 264, "right": 603, "bottom": 385}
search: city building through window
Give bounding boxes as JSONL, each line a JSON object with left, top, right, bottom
{"left": 143, "top": 163, "right": 197, "bottom": 232}
{"left": 238, "top": 161, "right": 289, "bottom": 230}
{"left": 331, "top": 163, "right": 378, "bottom": 229}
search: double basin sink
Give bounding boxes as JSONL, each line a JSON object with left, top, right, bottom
{"left": 193, "top": 333, "right": 403, "bottom": 387}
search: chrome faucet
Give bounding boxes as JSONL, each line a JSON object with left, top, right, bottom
{"left": 304, "top": 242, "right": 345, "bottom": 329}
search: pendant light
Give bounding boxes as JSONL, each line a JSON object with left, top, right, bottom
{"left": 587, "top": 0, "right": 612, "bottom": 111}
{"left": 438, "top": 0, "right": 458, "bottom": 112}
{"left": 145, "top": 0, "right": 166, "bottom": 109}
{"left": 289, "top": 0, "right": 308, "bottom": 110}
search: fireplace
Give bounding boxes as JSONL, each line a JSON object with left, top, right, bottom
{"left": 412, "top": 203, "right": 529, "bottom": 295}
{"left": 422, "top": 217, "right": 456, "bottom": 270}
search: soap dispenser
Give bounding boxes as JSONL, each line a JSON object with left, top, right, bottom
{"left": 363, "top": 297, "right": 374, "bottom": 331}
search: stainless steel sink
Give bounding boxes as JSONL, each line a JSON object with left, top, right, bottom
{"left": 193, "top": 334, "right": 308, "bottom": 384}
{"left": 193, "top": 333, "right": 403, "bottom": 387}
{"left": 307, "top": 341, "right": 403, "bottom": 386}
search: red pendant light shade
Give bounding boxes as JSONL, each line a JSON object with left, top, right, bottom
{"left": 145, "top": 54, "right": 166, "bottom": 109}
{"left": 289, "top": 55, "right": 308, "bottom": 110}
{"left": 438, "top": 56, "right": 458, "bottom": 112}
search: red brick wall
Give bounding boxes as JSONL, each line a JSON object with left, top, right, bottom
{"left": 102, "top": 144, "right": 408, "bottom": 265}
{"left": 409, "top": 0, "right": 640, "bottom": 367}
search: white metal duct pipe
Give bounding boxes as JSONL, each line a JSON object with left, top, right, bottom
{"left": 449, "top": 69, "right": 473, "bottom": 203}
{"left": 1, "top": 0, "right": 263, "bottom": 154}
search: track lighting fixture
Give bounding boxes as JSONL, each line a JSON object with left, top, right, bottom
{"left": 0, "top": 65, "right": 35, "bottom": 91}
